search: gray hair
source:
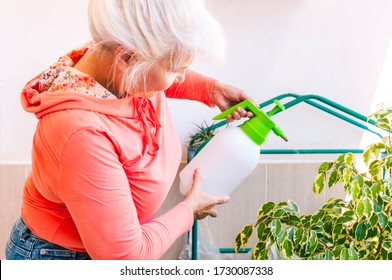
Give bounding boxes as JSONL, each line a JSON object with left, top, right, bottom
{"left": 88, "top": 0, "right": 225, "bottom": 96}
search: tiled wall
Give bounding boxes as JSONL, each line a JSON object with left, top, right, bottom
{"left": 0, "top": 161, "right": 346, "bottom": 260}
{"left": 0, "top": 163, "right": 31, "bottom": 260}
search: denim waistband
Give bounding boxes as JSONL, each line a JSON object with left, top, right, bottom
{"left": 6, "top": 216, "right": 91, "bottom": 260}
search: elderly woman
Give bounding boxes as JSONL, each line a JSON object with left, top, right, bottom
{"left": 6, "top": 0, "right": 252, "bottom": 260}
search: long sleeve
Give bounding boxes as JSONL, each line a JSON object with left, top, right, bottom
{"left": 57, "top": 127, "right": 194, "bottom": 260}
{"left": 165, "top": 70, "right": 217, "bottom": 107}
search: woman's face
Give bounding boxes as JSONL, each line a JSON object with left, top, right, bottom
{"left": 144, "top": 56, "right": 194, "bottom": 93}
{"left": 114, "top": 53, "right": 194, "bottom": 98}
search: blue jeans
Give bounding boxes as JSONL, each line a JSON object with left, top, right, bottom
{"left": 5, "top": 217, "right": 91, "bottom": 260}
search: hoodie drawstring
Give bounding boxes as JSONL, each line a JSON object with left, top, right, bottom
{"left": 133, "top": 97, "right": 161, "bottom": 155}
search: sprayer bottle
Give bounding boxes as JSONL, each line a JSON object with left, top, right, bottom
{"left": 179, "top": 99, "right": 287, "bottom": 196}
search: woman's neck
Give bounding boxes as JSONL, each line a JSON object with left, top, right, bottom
{"left": 74, "top": 47, "right": 119, "bottom": 96}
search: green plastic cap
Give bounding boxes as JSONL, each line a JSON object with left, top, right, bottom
{"left": 213, "top": 99, "right": 287, "bottom": 146}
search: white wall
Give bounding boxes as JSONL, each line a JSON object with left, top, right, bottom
{"left": 1, "top": 0, "right": 392, "bottom": 162}
{"left": 0, "top": 0, "right": 90, "bottom": 162}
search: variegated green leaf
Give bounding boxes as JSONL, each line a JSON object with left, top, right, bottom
{"left": 340, "top": 248, "right": 350, "bottom": 260}
{"left": 318, "top": 162, "right": 333, "bottom": 172}
{"left": 343, "top": 210, "right": 355, "bottom": 218}
{"left": 355, "top": 222, "right": 367, "bottom": 241}
{"left": 371, "top": 143, "right": 388, "bottom": 151}
{"left": 313, "top": 172, "right": 326, "bottom": 194}
{"left": 256, "top": 214, "right": 269, "bottom": 226}
{"left": 356, "top": 175, "right": 364, "bottom": 187}
{"left": 256, "top": 223, "right": 266, "bottom": 240}
{"left": 363, "top": 186, "right": 372, "bottom": 197}
{"left": 323, "top": 219, "right": 333, "bottom": 234}
{"left": 328, "top": 170, "right": 339, "bottom": 187}
{"left": 252, "top": 240, "right": 267, "bottom": 260}
{"left": 313, "top": 254, "right": 324, "bottom": 260}
{"left": 252, "top": 243, "right": 268, "bottom": 260}
{"left": 294, "top": 228, "right": 305, "bottom": 245}
{"left": 311, "top": 211, "right": 323, "bottom": 225}
{"left": 381, "top": 239, "right": 392, "bottom": 251}
{"left": 371, "top": 182, "right": 382, "bottom": 198}
{"left": 369, "top": 160, "right": 382, "bottom": 180}
{"left": 287, "top": 227, "right": 296, "bottom": 242}
{"left": 325, "top": 249, "right": 334, "bottom": 260}
{"left": 356, "top": 201, "right": 365, "bottom": 219}
{"left": 273, "top": 209, "right": 286, "bottom": 218}
{"left": 306, "top": 231, "right": 318, "bottom": 254}
{"left": 363, "top": 147, "right": 372, "bottom": 165}
{"left": 240, "top": 224, "right": 254, "bottom": 247}
{"left": 343, "top": 167, "right": 351, "bottom": 184}
{"left": 369, "top": 214, "right": 378, "bottom": 227}
{"left": 386, "top": 180, "right": 392, "bottom": 196}
{"left": 263, "top": 227, "right": 272, "bottom": 241}
{"left": 301, "top": 215, "right": 312, "bottom": 228}
{"left": 373, "top": 196, "right": 383, "bottom": 213}
{"left": 336, "top": 236, "right": 348, "bottom": 246}
{"left": 277, "top": 230, "right": 287, "bottom": 248}
{"left": 288, "top": 214, "right": 301, "bottom": 225}
{"left": 336, "top": 215, "right": 353, "bottom": 224}
{"left": 384, "top": 155, "right": 392, "bottom": 169}
{"left": 364, "top": 197, "right": 373, "bottom": 218}
{"left": 386, "top": 201, "right": 392, "bottom": 212}
{"left": 288, "top": 200, "right": 299, "bottom": 214}
{"left": 344, "top": 153, "right": 354, "bottom": 166}
{"left": 367, "top": 226, "right": 378, "bottom": 240}
{"left": 378, "top": 122, "right": 392, "bottom": 131}
{"left": 258, "top": 201, "right": 275, "bottom": 216}
{"left": 348, "top": 248, "right": 359, "bottom": 260}
{"left": 333, "top": 245, "right": 345, "bottom": 257}
{"left": 271, "top": 219, "right": 282, "bottom": 237}
{"left": 333, "top": 224, "right": 343, "bottom": 241}
{"left": 282, "top": 239, "right": 294, "bottom": 258}
{"left": 351, "top": 181, "right": 361, "bottom": 201}
{"left": 336, "top": 154, "right": 346, "bottom": 164}
{"left": 378, "top": 212, "right": 388, "bottom": 229}
{"left": 234, "top": 233, "right": 242, "bottom": 252}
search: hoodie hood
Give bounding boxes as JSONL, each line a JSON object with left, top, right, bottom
{"left": 22, "top": 42, "right": 122, "bottom": 118}
{"left": 21, "top": 42, "right": 161, "bottom": 154}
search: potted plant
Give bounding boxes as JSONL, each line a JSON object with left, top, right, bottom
{"left": 187, "top": 121, "right": 218, "bottom": 161}
{"left": 234, "top": 104, "right": 392, "bottom": 260}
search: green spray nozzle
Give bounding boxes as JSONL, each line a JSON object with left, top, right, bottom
{"left": 212, "top": 99, "right": 288, "bottom": 145}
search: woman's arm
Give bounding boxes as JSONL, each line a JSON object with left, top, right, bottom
{"left": 165, "top": 70, "right": 255, "bottom": 121}
{"left": 164, "top": 70, "right": 216, "bottom": 107}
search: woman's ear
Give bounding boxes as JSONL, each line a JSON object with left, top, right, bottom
{"left": 115, "top": 49, "right": 135, "bottom": 71}
{"left": 121, "top": 53, "right": 133, "bottom": 63}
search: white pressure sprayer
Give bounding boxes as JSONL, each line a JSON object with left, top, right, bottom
{"left": 179, "top": 99, "right": 288, "bottom": 196}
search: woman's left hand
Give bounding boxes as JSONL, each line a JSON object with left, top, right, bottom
{"left": 210, "top": 81, "right": 256, "bottom": 122}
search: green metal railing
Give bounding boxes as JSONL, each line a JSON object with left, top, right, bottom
{"left": 209, "top": 93, "right": 384, "bottom": 147}
{"left": 189, "top": 94, "right": 386, "bottom": 260}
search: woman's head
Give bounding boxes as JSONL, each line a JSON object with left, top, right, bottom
{"left": 88, "top": 0, "right": 225, "bottom": 96}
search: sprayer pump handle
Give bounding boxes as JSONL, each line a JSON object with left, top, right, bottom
{"left": 212, "top": 100, "right": 260, "bottom": 120}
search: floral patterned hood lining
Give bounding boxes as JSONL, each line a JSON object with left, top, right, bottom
{"left": 38, "top": 42, "right": 117, "bottom": 100}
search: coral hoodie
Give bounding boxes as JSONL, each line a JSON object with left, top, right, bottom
{"left": 20, "top": 44, "right": 216, "bottom": 259}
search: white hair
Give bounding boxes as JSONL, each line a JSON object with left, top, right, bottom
{"left": 88, "top": 0, "right": 225, "bottom": 96}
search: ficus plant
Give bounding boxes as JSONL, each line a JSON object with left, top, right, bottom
{"left": 234, "top": 105, "right": 392, "bottom": 260}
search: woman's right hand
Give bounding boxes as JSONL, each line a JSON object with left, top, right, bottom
{"left": 184, "top": 169, "right": 230, "bottom": 220}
